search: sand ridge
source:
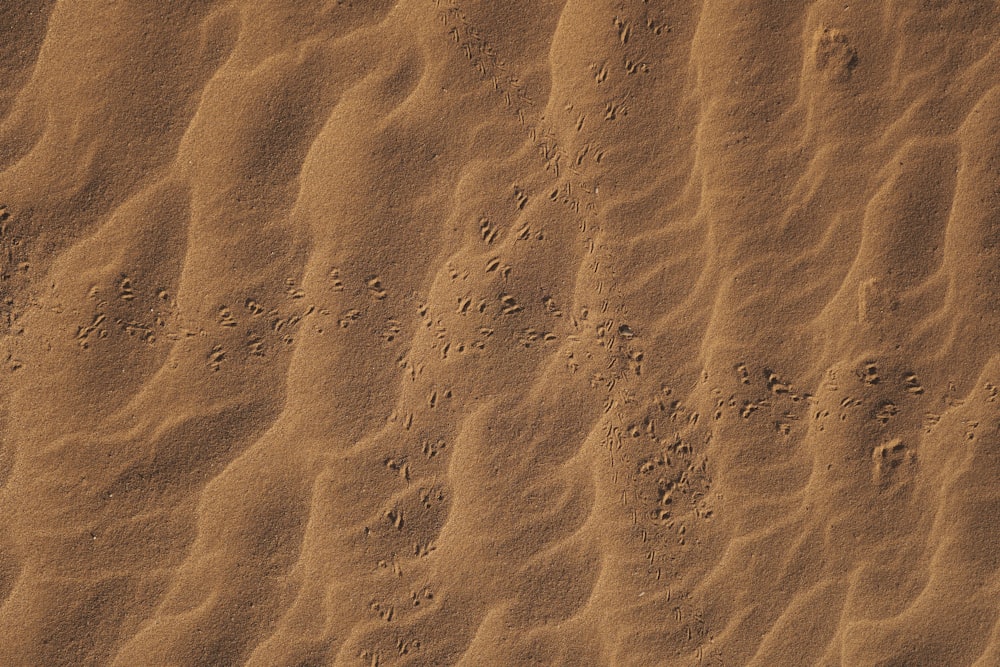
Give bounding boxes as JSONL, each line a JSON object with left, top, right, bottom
{"left": 1, "top": 0, "right": 999, "bottom": 665}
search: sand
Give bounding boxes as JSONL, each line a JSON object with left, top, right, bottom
{"left": 0, "top": 1, "right": 999, "bottom": 665}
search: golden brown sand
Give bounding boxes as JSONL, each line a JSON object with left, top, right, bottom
{"left": 1, "top": 1, "right": 999, "bottom": 665}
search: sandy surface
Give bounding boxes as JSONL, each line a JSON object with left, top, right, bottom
{"left": 1, "top": 1, "right": 999, "bottom": 665}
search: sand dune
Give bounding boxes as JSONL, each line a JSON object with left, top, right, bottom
{"left": 1, "top": 1, "right": 999, "bottom": 665}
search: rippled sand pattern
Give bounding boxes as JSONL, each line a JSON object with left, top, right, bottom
{"left": 1, "top": 1, "right": 1000, "bottom": 665}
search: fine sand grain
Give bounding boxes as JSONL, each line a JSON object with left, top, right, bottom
{"left": 1, "top": 1, "right": 999, "bottom": 665}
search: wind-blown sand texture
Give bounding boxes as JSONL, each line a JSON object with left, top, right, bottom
{"left": 1, "top": 1, "right": 999, "bottom": 665}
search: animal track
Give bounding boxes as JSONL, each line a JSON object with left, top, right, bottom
{"left": 438, "top": 0, "right": 534, "bottom": 119}
{"left": 427, "top": 388, "right": 453, "bottom": 408}
{"left": 367, "top": 276, "right": 387, "bottom": 300}
{"left": 872, "top": 438, "right": 914, "bottom": 484}
{"left": 814, "top": 27, "right": 858, "bottom": 83}
{"left": 121, "top": 319, "right": 155, "bottom": 343}
{"left": 218, "top": 306, "right": 237, "bottom": 327}
{"left": 591, "top": 62, "right": 609, "bottom": 84}
{"left": 418, "top": 487, "right": 445, "bottom": 510}
{"left": 513, "top": 185, "right": 528, "bottom": 210}
{"left": 499, "top": 294, "right": 522, "bottom": 315}
{"left": 766, "top": 370, "right": 791, "bottom": 394}
{"left": 329, "top": 267, "right": 345, "bottom": 291}
{"left": 514, "top": 223, "right": 545, "bottom": 241}
{"left": 740, "top": 398, "right": 767, "bottom": 419}
{"left": 410, "top": 586, "right": 434, "bottom": 607}
{"left": 515, "top": 329, "right": 542, "bottom": 348}
{"left": 244, "top": 298, "right": 264, "bottom": 315}
{"left": 624, "top": 58, "right": 648, "bottom": 75}
{"left": 542, "top": 295, "right": 563, "bottom": 316}
{"left": 479, "top": 216, "right": 497, "bottom": 244}
{"left": 384, "top": 456, "right": 411, "bottom": 483}
{"left": 208, "top": 344, "right": 226, "bottom": 372}
{"left": 246, "top": 333, "right": 265, "bottom": 357}
{"left": 385, "top": 507, "right": 404, "bottom": 531}
{"left": 76, "top": 313, "right": 107, "bottom": 349}
{"left": 381, "top": 320, "right": 401, "bottom": 342}
{"left": 903, "top": 372, "right": 924, "bottom": 395}
{"left": 875, "top": 401, "right": 898, "bottom": 424}
{"left": 646, "top": 17, "right": 668, "bottom": 35}
{"left": 0, "top": 205, "right": 31, "bottom": 334}
{"left": 339, "top": 309, "right": 362, "bottom": 328}
{"left": 284, "top": 278, "right": 305, "bottom": 299}
{"left": 369, "top": 600, "right": 394, "bottom": 623}
{"left": 421, "top": 438, "right": 446, "bottom": 459}
{"left": 118, "top": 276, "right": 135, "bottom": 301}
{"left": 75, "top": 273, "right": 188, "bottom": 349}
{"left": 613, "top": 16, "right": 631, "bottom": 45}
{"left": 604, "top": 96, "right": 630, "bottom": 121}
